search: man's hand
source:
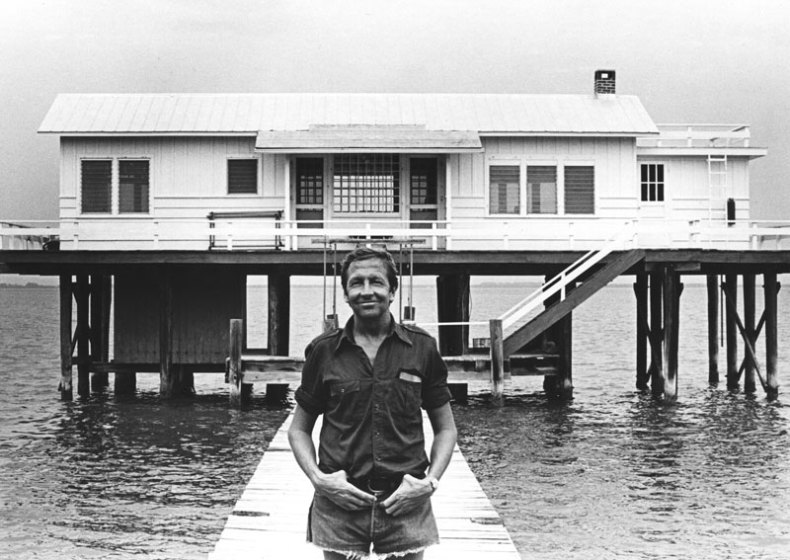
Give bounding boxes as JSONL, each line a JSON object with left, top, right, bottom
{"left": 314, "top": 470, "right": 376, "bottom": 511}
{"left": 380, "top": 474, "right": 434, "bottom": 517}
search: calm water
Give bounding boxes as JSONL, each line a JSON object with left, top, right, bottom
{"left": 1, "top": 281, "right": 790, "bottom": 559}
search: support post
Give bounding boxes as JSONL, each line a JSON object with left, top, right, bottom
{"left": 59, "top": 274, "right": 73, "bottom": 400}
{"left": 90, "top": 275, "right": 108, "bottom": 391}
{"left": 268, "top": 273, "right": 291, "bottom": 356}
{"left": 229, "top": 318, "right": 243, "bottom": 405}
{"left": 634, "top": 273, "right": 649, "bottom": 390}
{"left": 649, "top": 269, "right": 664, "bottom": 397}
{"left": 489, "top": 318, "right": 504, "bottom": 404}
{"left": 544, "top": 278, "right": 574, "bottom": 400}
{"left": 764, "top": 272, "right": 779, "bottom": 400}
{"left": 707, "top": 274, "right": 719, "bottom": 385}
{"left": 725, "top": 274, "right": 739, "bottom": 390}
{"left": 662, "top": 267, "right": 680, "bottom": 401}
{"left": 436, "top": 274, "right": 470, "bottom": 356}
{"left": 115, "top": 369, "right": 137, "bottom": 396}
{"left": 743, "top": 274, "right": 756, "bottom": 393}
{"left": 159, "top": 269, "right": 175, "bottom": 398}
{"left": 76, "top": 275, "right": 90, "bottom": 398}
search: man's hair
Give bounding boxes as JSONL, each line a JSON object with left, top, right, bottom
{"left": 340, "top": 246, "right": 399, "bottom": 294}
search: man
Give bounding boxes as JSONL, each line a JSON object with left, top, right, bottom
{"left": 288, "top": 246, "right": 457, "bottom": 560}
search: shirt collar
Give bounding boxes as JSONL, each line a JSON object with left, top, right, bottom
{"left": 335, "top": 314, "right": 413, "bottom": 353}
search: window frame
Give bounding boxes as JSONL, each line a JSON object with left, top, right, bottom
{"left": 79, "top": 156, "right": 152, "bottom": 216}
{"left": 562, "top": 163, "right": 596, "bottom": 215}
{"left": 486, "top": 157, "right": 524, "bottom": 217}
{"left": 639, "top": 162, "right": 665, "bottom": 203}
{"left": 329, "top": 153, "right": 402, "bottom": 217}
{"left": 226, "top": 157, "right": 260, "bottom": 196}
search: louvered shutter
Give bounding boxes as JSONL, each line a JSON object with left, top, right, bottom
{"left": 564, "top": 166, "right": 595, "bottom": 214}
{"left": 228, "top": 159, "right": 258, "bottom": 194}
{"left": 81, "top": 160, "right": 112, "bottom": 213}
{"left": 527, "top": 166, "right": 557, "bottom": 214}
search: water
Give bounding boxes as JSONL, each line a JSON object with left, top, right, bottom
{"left": 2, "top": 282, "right": 790, "bottom": 559}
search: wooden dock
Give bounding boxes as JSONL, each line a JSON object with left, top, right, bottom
{"left": 207, "top": 412, "right": 521, "bottom": 560}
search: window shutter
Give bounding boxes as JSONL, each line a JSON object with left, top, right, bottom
{"left": 81, "top": 160, "right": 112, "bottom": 213}
{"left": 489, "top": 165, "right": 520, "bottom": 214}
{"left": 228, "top": 159, "right": 258, "bottom": 194}
{"left": 527, "top": 166, "right": 557, "bottom": 214}
{"left": 564, "top": 166, "right": 594, "bottom": 214}
{"left": 119, "top": 160, "right": 150, "bottom": 213}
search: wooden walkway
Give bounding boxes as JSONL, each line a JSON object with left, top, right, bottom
{"left": 207, "top": 412, "right": 521, "bottom": 560}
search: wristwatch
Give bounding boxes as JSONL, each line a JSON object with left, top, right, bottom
{"left": 427, "top": 476, "right": 439, "bottom": 492}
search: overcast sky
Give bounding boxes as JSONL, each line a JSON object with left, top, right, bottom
{"left": 1, "top": 0, "right": 788, "bottom": 220}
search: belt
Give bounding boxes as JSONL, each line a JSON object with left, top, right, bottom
{"left": 349, "top": 475, "right": 404, "bottom": 499}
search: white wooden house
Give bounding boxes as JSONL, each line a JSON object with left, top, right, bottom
{"left": 36, "top": 70, "right": 768, "bottom": 251}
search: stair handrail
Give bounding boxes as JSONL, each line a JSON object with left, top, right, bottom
{"left": 499, "top": 221, "right": 635, "bottom": 331}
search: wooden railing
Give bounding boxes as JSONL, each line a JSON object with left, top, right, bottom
{"left": 3, "top": 217, "right": 790, "bottom": 251}
{"left": 637, "top": 124, "right": 752, "bottom": 148}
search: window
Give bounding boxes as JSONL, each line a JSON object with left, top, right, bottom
{"left": 80, "top": 158, "right": 150, "bottom": 214}
{"left": 564, "top": 166, "right": 595, "bottom": 214}
{"left": 333, "top": 154, "right": 400, "bottom": 213}
{"left": 119, "top": 160, "right": 150, "bottom": 213}
{"left": 640, "top": 163, "right": 664, "bottom": 202}
{"left": 227, "top": 159, "right": 258, "bottom": 194}
{"left": 410, "top": 158, "right": 437, "bottom": 205}
{"left": 489, "top": 165, "right": 520, "bottom": 214}
{"left": 81, "top": 160, "right": 112, "bottom": 213}
{"left": 526, "top": 166, "right": 557, "bottom": 214}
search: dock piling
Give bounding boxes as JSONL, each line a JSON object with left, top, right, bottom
{"left": 489, "top": 318, "right": 505, "bottom": 404}
{"left": 76, "top": 275, "right": 90, "bottom": 398}
{"left": 707, "top": 274, "right": 719, "bottom": 385}
{"left": 634, "top": 273, "right": 649, "bottom": 390}
{"left": 229, "top": 319, "right": 243, "bottom": 405}
{"left": 436, "top": 274, "right": 470, "bottom": 356}
{"left": 764, "top": 272, "right": 780, "bottom": 400}
{"left": 743, "top": 274, "right": 757, "bottom": 393}
{"left": 724, "top": 274, "right": 739, "bottom": 390}
{"left": 649, "top": 269, "right": 664, "bottom": 397}
{"left": 158, "top": 270, "right": 175, "bottom": 398}
{"left": 661, "top": 266, "right": 680, "bottom": 401}
{"left": 59, "top": 274, "right": 73, "bottom": 401}
{"left": 268, "top": 274, "right": 290, "bottom": 356}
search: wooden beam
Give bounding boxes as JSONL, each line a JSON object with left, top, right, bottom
{"left": 743, "top": 274, "right": 757, "bottom": 393}
{"left": 634, "top": 274, "right": 649, "bottom": 390}
{"left": 724, "top": 274, "right": 739, "bottom": 390}
{"left": 76, "top": 275, "right": 90, "bottom": 397}
{"left": 707, "top": 274, "right": 719, "bottom": 385}
{"left": 268, "top": 273, "right": 290, "bottom": 356}
{"left": 59, "top": 274, "right": 73, "bottom": 400}
{"left": 502, "top": 249, "right": 645, "bottom": 356}
{"left": 90, "top": 275, "right": 108, "bottom": 391}
{"left": 722, "top": 282, "right": 767, "bottom": 394}
{"left": 489, "top": 319, "right": 504, "bottom": 404}
{"left": 764, "top": 272, "right": 779, "bottom": 400}
{"left": 229, "top": 318, "right": 243, "bottom": 405}
{"left": 662, "top": 267, "right": 680, "bottom": 401}
{"left": 649, "top": 268, "right": 664, "bottom": 397}
{"left": 159, "top": 269, "right": 175, "bottom": 398}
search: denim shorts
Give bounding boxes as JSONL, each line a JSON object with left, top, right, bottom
{"left": 307, "top": 491, "right": 439, "bottom": 559}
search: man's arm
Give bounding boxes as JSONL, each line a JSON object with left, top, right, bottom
{"left": 287, "top": 404, "right": 375, "bottom": 510}
{"left": 381, "top": 402, "right": 457, "bottom": 516}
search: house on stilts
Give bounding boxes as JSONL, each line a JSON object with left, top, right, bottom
{"left": 1, "top": 70, "right": 787, "bottom": 403}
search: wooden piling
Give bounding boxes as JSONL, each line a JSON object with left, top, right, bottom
{"left": 662, "top": 267, "right": 680, "bottom": 401}
{"left": 89, "top": 275, "right": 108, "bottom": 391}
{"left": 115, "top": 369, "right": 137, "bottom": 396}
{"left": 649, "top": 269, "right": 664, "bottom": 397}
{"left": 76, "top": 275, "right": 90, "bottom": 398}
{"left": 764, "top": 272, "right": 779, "bottom": 400}
{"left": 489, "top": 318, "right": 505, "bottom": 403}
{"left": 707, "top": 274, "right": 719, "bottom": 385}
{"left": 436, "top": 274, "right": 470, "bottom": 356}
{"left": 634, "top": 273, "right": 649, "bottom": 390}
{"left": 743, "top": 274, "right": 757, "bottom": 393}
{"left": 59, "top": 274, "right": 73, "bottom": 401}
{"left": 725, "top": 274, "right": 739, "bottom": 390}
{"left": 268, "top": 274, "right": 290, "bottom": 356}
{"left": 159, "top": 270, "right": 175, "bottom": 398}
{"left": 544, "top": 278, "right": 574, "bottom": 400}
{"left": 229, "top": 318, "right": 243, "bottom": 405}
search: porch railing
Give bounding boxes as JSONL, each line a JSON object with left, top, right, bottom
{"left": 3, "top": 216, "right": 790, "bottom": 251}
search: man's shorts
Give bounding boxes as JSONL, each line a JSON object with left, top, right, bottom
{"left": 307, "top": 491, "right": 439, "bottom": 559}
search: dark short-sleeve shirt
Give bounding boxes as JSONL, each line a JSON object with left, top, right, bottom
{"left": 295, "top": 316, "right": 452, "bottom": 482}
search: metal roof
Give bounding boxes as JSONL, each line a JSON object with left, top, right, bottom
{"left": 255, "top": 125, "right": 483, "bottom": 153}
{"left": 39, "top": 93, "right": 658, "bottom": 136}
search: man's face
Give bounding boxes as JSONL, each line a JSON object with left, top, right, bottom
{"left": 344, "top": 258, "right": 395, "bottom": 322}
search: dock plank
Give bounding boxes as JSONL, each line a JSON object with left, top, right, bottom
{"left": 207, "top": 412, "right": 521, "bottom": 560}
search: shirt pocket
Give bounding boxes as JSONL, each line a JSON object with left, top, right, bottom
{"left": 392, "top": 369, "right": 423, "bottom": 417}
{"left": 326, "top": 379, "right": 364, "bottom": 416}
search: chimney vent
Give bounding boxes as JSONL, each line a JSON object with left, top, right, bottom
{"left": 594, "top": 70, "right": 616, "bottom": 95}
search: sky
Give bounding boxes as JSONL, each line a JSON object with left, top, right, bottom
{"left": 1, "top": 0, "right": 789, "bottom": 221}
